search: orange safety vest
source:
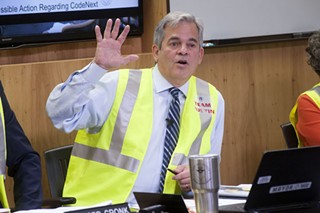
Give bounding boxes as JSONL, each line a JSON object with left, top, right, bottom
{"left": 289, "top": 83, "right": 320, "bottom": 147}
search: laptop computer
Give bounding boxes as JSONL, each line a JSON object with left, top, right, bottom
{"left": 220, "top": 146, "right": 320, "bottom": 212}
{"left": 133, "top": 192, "right": 189, "bottom": 213}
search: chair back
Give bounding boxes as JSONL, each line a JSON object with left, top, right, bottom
{"left": 280, "top": 122, "right": 299, "bottom": 148}
{"left": 44, "top": 144, "right": 73, "bottom": 198}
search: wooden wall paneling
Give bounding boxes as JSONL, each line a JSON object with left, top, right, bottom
{"left": 142, "top": 0, "right": 168, "bottom": 53}
{"left": 0, "top": 38, "right": 142, "bottom": 66}
{"left": 195, "top": 39, "right": 318, "bottom": 185}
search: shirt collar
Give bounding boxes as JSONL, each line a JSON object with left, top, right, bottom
{"left": 152, "top": 64, "right": 188, "bottom": 97}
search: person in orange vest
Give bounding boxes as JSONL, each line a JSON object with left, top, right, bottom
{"left": 0, "top": 81, "right": 42, "bottom": 211}
{"left": 289, "top": 30, "right": 320, "bottom": 147}
{"left": 46, "top": 11, "right": 225, "bottom": 206}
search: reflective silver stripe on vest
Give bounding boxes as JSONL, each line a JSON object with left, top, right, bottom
{"left": 313, "top": 85, "right": 320, "bottom": 96}
{"left": 110, "top": 70, "right": 142, "bottom": 153}
{"left": 72, "top": 70, "right": 142, "bottom": 173}
{"left": 172, "top": 78, "right": 212, "bottom": 165}
{"left": 0, "top": 112, "right": 5, "bottom": 175}
{"left": 73, "top": 142, "right": 139, "bottom": 173}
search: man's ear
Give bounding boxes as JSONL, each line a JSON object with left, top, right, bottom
{"left": 152, "top": 44, "right": 160, "bottom": 62}
{"left": 198, "top": 47, "right": 204, "bottom": 64}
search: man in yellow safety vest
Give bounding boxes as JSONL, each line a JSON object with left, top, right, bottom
{"left": 46, "top": 11, "right": 225, "bottom": 207}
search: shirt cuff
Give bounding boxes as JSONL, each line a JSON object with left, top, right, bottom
{"left": 81, "top": 61, "right": 108, "bottom": 83}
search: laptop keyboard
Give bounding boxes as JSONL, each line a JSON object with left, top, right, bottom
{"left": 250, "top": 201, "right": 320, "bottom": 212}
{"left": 218, "top": 201, "right": 320, "bottom": 212}
{"left": 219, "top": 203, "right": 246, "bottom": 212}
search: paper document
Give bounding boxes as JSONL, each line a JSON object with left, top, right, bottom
{"left": 219, "top": 184, "right": 252, "bottom": 198}
{"left": 184, "top": 197, "right": 246, "bottom": 212}
{"left": 15, "top": 200, "right": 112, "bottom": 213}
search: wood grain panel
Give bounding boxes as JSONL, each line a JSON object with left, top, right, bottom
{"left": 142, "top": 0, "right": 168, "bottom": 52}
{"left": 196, "top": 40, "right": 318, "bottom": 184}
{"left": 0, "top": 38, "right": 142, "bottom": 66}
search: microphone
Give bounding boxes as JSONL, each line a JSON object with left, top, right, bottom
{"left": 166, "top": 118, "right": 174, "bottom": 126}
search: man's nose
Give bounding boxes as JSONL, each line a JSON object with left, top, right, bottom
{"left": 178, "top": 44, "right": 188, "bottom": 55}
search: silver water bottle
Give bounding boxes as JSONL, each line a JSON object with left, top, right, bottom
{"left": 189, "top": 154, "right": 220, "bottom": 213}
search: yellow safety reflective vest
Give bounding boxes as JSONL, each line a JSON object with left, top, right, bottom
{"left": 289, "top": 83, "right": 320, "bottom": 147}
{"left": 63, "top": 68, "right": 220, "bottom": 206}
{"left": 0, "top": 97, "right": 9, "bottom": 208}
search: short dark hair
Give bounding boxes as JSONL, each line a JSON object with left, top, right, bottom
{"left": 306, "top": 30, "right": 320, "bottom": 76}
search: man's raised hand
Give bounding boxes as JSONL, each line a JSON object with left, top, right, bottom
{"left": 93, "top": 18, "right": 139, "bottom": 70}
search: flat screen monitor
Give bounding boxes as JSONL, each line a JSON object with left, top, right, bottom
{"left": 0, "top": 0, "right": 143, "bottom": 49}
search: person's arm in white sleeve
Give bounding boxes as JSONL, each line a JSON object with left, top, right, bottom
{"left": 46, "top": 18, "right": 139, "bottom": 133}
{"left": 46, "top": 62, "right": 116, "bottom": 133}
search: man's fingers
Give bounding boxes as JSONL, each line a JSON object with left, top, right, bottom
{"left": 103, "top": 19, "right": 113, "bottom": 39}
{"left": 180, "top": 182, "right": 191, "bottom": 192}
{"left": 99, "top": 18, "right": 129, "bottom": 44}
{"left": 117, "top": 25, "right": 130, "bottom": 44}
{"left": 111, "top": 18, "right": 121, "bottom": 39}
{"left": 95, "top": 25, "right": 102, "bottom": 42}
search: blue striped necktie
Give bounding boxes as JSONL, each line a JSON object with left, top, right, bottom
{"left": 159, "top": 87, "right": 181, "bottom": 192}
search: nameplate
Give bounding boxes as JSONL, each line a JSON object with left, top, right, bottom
{"left": 65, "top": 202, "right": 131, "bottom": 213}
